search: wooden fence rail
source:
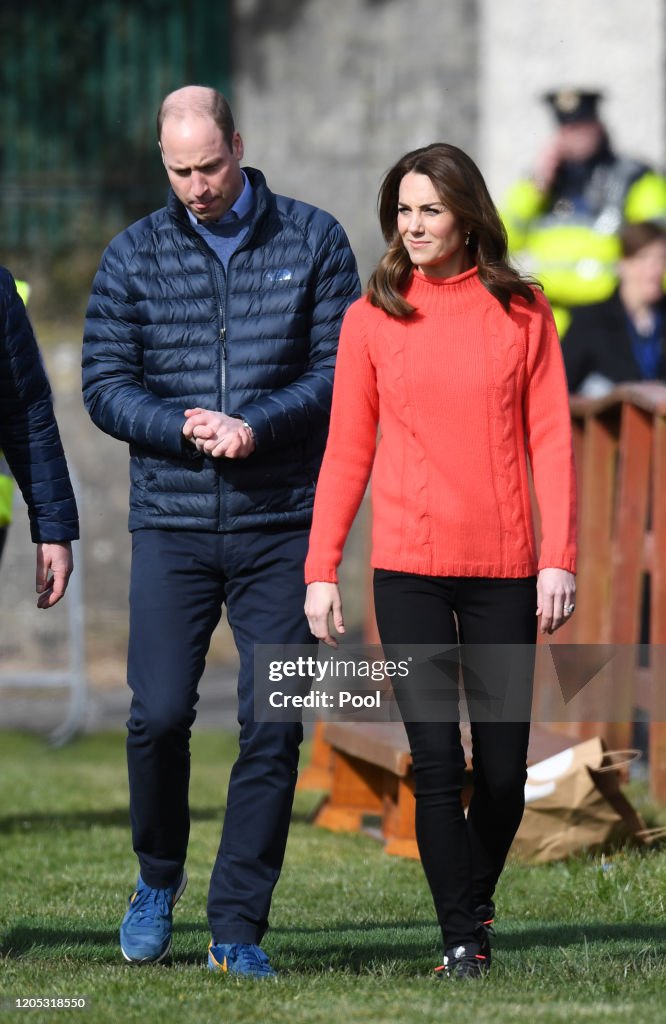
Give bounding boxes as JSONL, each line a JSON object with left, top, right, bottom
{"left": 562, "top": 383, "right": 666, "bottom": 800}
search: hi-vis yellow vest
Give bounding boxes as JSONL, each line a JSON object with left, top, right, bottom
{"left": 502, "top": 169, "right": 666, "bottom": 336}
{"left": 0, "top": 454, "right": 13, "bottom": 527}
{"left": 15, "top": 279, "right": 30, "bottom": 305}
{"left": 0, "top": 280, "right": 30, "bottom": 527}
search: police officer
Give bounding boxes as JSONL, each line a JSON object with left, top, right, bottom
{"left": 502, "top": 89, "right": 666, "bottom": 335}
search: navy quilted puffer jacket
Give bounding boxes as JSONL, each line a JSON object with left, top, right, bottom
{"left": 82, "top": 168, "right": 360, "bottom": 532}
{"left": 0, "top": 268, "right": 79, "bottom": 542}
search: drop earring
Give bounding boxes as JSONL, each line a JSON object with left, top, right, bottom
{"left": 465, "top": 232, "right": 471, "bottom": 247}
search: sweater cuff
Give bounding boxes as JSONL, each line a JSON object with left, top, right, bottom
{"left": 537, "top": 552, "right": 577, "bottom": 574}
{"left": 304, "top": 565, "right": 339, "bottom": 585}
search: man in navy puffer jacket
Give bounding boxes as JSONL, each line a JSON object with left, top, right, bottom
{"left": 1, "top": 268, "right": 78, "bottom": 605}
{"left": 82, "top": 86, "right": 359, "bottom": 975}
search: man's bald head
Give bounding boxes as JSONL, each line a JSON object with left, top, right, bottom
{"left": 157, "top": 86, "right": 236, "bottom": 149}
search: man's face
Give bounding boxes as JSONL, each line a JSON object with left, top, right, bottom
{"left": 556, "top": 120, "right": 604, "bottom": 163}
{"left": 159, "top": 115, "right": 244, "bottom": 222}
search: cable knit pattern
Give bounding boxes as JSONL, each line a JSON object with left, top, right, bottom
{"left": 305, "top": 267, "right": 577, "bottom": 583}
{"left": 486, "top": 306, "right": 533, "bottom": 567}
{"left": 372, "top": 314, "right": 433, "bottom": 568}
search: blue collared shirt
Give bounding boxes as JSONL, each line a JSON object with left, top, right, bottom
{"left": 186, "top": 170, "right": 254, "bottom": 272}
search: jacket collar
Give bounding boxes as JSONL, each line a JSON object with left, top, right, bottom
{"left": 166, "top": 166, "right": 274, "bottom": 244}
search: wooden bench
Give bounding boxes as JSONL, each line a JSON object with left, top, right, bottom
{"left": 302, "top": 719, "right": 576, "bottom": 859}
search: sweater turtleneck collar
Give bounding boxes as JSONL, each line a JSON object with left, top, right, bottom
{"left": 406, "top": 265, "right": 491, "bottom": 314}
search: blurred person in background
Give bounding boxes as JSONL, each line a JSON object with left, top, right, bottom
{"left": 82, "top": 85, "right": 359, "bottom": 977}
{"left": 563, "top": 221, "right": 666, "bottom": 396}
{"left": 0, "top": 268, "right": 77, "bottom": 604}
{"left": 562, "top": 220, "right": 666, "bottom": 395}
{"left": 305, "top": 143, "right": 576, "bottom": 980}
{"left": 502, "top": 88, "right": 666, "bottom": 336}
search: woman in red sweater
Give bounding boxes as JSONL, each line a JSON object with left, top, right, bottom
{"left": 305, "top": 144, "right": 577, "bottom": 979}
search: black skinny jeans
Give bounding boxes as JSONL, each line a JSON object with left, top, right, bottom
{"left": 373, "top": 570, "right": 537, "bottom": 950}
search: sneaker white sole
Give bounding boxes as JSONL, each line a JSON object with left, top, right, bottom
{"left": 121, "top": 936, "right": 173, "bottom": 965}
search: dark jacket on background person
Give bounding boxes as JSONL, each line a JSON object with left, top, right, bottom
{"left": 562, "top": 290, "right": 666, "bottom": 393}
{"left": 0, "top": 267, "right": 79, "bottom": 542}
{"left": 82, "top": 167, "right": 360, "bottom": 533}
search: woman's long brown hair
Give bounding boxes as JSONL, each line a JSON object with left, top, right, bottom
{"left": 367, "top": 143, "right": 538, "bottom": 317}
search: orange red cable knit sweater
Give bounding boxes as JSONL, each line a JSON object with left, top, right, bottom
{"left": 305, "top": 267, "right": 577, "bottom": 584}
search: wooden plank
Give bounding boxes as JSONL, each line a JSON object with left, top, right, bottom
{"left": 604, "top": 404, "right": 652, "bottom": 749}
{"left": 612, "top": 382, "right": 666, "bottom": 415}
{"left": 570, "top": 383, "right": 666, "bottom": 418}
{"left": 611, "top": 404, "right": 652, "bottom": 640}
{"left": 314, "top": 749, "right": 384, "bottom": 832}
{"left": 382, "top": 772, "right": 416, "bottom": 856}
{"left": 297, "top": 720, "right": 334, "bottom": 791}
{"left": 323, "top": 720, "right": 576, "bottom": 778}
{"left": 323, "top": 721, "right": 411, "bottom": 776}
{"left": 576, "top": 411, "right": 618, "bottom": 644}
{"left": 650, "top": 415, "right": 666, "bottom": 801}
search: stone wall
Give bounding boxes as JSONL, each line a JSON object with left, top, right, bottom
{"left": 232, "top": 0, "right": 480, "bottom": 277}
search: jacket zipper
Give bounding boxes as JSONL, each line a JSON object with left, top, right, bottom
{"left": 212, "top": 262, "right": 227, "bottom": 412}
{"left": 173, "top": 202, "right": 260, "bottom": 530}
{"left": 180, "top": 228, "right": 228, "bottom": 410}
{"left": 179, "top": 229, "right": 228, "bottom": 528}
{"left": 211, "top": 259, "right": 228, "bottom": 532}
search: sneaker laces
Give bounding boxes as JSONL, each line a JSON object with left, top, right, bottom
{"left": 435, "top": 951, "right": 488, "bottom": 978}
{"left": 127, "top": 885, "right": 172, "bottom": 930}
{"left": 230, "top": 944, "right": 273, "bottom": 975}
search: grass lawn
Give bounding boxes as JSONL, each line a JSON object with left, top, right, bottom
{"left": 1, "top": 730, "right": 666, "bottom": 1024}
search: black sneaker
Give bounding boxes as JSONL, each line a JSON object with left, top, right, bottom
{"left": 434, "top": 941, "right": 490, "bottom": 980}
{"left": 474, "top": 902, "right": 495, "bottom": 960}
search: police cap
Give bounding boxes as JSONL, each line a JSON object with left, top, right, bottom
{"left": 543, "top": 88, "right": 604, "bottom": 124}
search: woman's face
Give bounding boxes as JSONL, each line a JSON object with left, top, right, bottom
{"left": 619, "top": 239, "right": 666, "bottom": 306}
{"left": 397, "top": 172, "right": 469, "bottom": 279}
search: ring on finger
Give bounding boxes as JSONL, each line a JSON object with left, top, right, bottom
{"left": 564, "top": 603, "right": 575, "bottom": 615}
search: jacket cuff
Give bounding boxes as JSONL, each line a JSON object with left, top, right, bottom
{"left": 176, "top": 424, "right": 203, "bottom": 460}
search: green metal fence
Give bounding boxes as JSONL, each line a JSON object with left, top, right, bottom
{"left": 0, "top": 0, "right": 231, "bottom": 253}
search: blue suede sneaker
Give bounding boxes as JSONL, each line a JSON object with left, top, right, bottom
{"left": 119, "top": 870, "right": 187, "bottom": 964}
{"left": 207, "top": 941, "right": 277, "bottom": 978}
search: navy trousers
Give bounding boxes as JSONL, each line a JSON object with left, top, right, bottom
{"left": 126, "top": 527, "right": 312, "bottom": 944}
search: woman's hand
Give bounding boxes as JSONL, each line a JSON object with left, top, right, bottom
{"left": 305, "top": 582, "right": 345, "bottom": 648}
{"left": 536, "top": 568, "right": 576, "bottom": 634}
